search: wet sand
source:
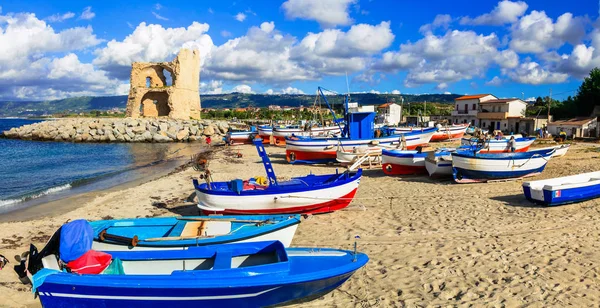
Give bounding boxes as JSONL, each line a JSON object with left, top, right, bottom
{"left": 2, "top": 140, "right": 600, "bottom": 307}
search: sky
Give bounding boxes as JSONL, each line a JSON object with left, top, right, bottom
{"left": 0, "top": 0, "right": 597, "bottom": 101}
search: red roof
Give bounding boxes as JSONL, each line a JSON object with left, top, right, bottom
{"left": 378, "top": 102, "right": 396, "bottom": 108}
{"left": 480, "top": 98, "right": 524, "bottom": 104}
{"left": 455, "top": 94, "right": 492, "bottom": 101}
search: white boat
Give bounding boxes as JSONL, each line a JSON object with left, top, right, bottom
{"left": 460, "top": 136, "right": 534, "bottom": 153}
{"left": 257, "top": 125, "right": 273, "bottom": 142}
{"left": 451, "top": 148, "right": 555, "bottom": 183}
{"left": 336, "top": 146, "right": 383, "bottom": 166}
{"left": 425, "top": 149, "right": 456, "bottom": 177}
{"left": 272, "top": 125, "right": 343, "bottom": 145}
{"left": 523, "top": 171, "right": 600, "bottom": 206}
{"left": 535, "top": 144, "right": 571, "bottom": 157}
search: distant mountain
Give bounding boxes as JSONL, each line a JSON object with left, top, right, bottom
{"left": 0, "top": 93, "right": 461, "bottom": 117}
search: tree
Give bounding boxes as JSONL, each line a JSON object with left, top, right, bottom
{"left": 535, "top": 96, "right": 544, "bottom": 106}
{"left": 574, "top": 68, "right": 600, "bottom": 116}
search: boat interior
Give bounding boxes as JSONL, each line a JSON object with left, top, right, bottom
{"left": 525, "top": 172, "right": 600, "bottom": 191}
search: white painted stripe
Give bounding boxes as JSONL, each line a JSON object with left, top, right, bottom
{"left": 42, "top": 287, "right": 280, "bottom": 301}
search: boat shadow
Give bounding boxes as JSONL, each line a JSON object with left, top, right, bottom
{"left": 491, "top": 193, "right": 542, "bottom": 208}
{"left": 152, "top": 201, "right": 202, "bottom": 216}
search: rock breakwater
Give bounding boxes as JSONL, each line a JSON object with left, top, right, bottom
{"left": 2, "top": 118, "right": 230, "bottom": 143}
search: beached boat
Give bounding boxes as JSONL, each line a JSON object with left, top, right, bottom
{"left": 257, "top": 125, "right": 273, "bottom": 143}
{"left": 89, "top": 215, "right": 301, "bottom": 251}
{"left": 225, "top": 129, "right": 257, "bottom": 145}
{"left": 451, "top": 148, "right": 555, "bottom": 183}
{"left": 272, "top": 125, "right": 342, "bottom": 146}
{"left": 194, "top": 139, "right": 362, "bottom": 214}
{"left": 381, "top": 149, "right": 428, "bottom": 175}
{"left": 459, "top": 136, "right": 534, "bottom": 153}
{"left": 430, "top": 124, "right": 469, "bottom": 142}
{"left": 287, "top": 127, "right": 436, "bottom": 164}
{"left": 425, "top": 148, "right": 456, "bottom": 177}
{"left": 336, "top": 146, "right": 382, "bottom": 167}
{"left": 30, "top": 240, "right": 369, "bottom": 308}
{"left": 522, "top": 171, "right": 600, "bottom": 206}
{"left": 535, "top": 144, "right": 571, "bottom": 158}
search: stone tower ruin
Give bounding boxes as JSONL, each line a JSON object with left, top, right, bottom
{"left": 126, "top": 49, "right": 201, "bottom": 120}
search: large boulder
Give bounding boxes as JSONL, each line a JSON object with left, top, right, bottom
{"left": 152, "top": 133, "right": 171, "bottom": 143}
{"left": 176, "top": 128, "right": 189, "bottom": 141}
{"left": 141, "top": 131, "right": 153, "bottom": 141}
{"left": 203, "top": 125, "right": 215, "bottom": 136}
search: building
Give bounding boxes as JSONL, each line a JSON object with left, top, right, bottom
{"left": 477, "top": 98, "right": 527, "bottom": 132}
{"left": 376, "top": 102, "right": 402, "bottom": 125}
{"left": 268, "top": 105, "right": 282, "bottom": 111}
{"left": 126, "top": 49, "right": 201, "bottom": 120}
{"left": 547, "top": 117, "right": 598, "bottom": 138}
{"left": 510, "top": 115, "right": 552, "bottom": 135}
{"left": 451, "top": 94, "right": 497, "bottom": 125}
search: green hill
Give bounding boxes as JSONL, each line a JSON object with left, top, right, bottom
{"left": 0, "top": 93, "right": 461, "bottom": 117}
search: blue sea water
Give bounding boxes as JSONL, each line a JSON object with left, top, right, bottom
{"left": 0, "top": 118, "right": 194, "bottom": 215}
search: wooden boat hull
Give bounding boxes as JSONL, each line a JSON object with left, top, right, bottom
{"left": 34, "top": 241, "right": 369, "bottom": 308}
{"left": 273, "top": 126, "right": 342, "bottom": 146}
{"left": 381, "top": 150, "right": 428, "bottom": 175}
{"left": 257, "top": 125, "right": 272, "bottom": 143}
{"left": 286, "top": 128, "right": 436, "bottom": 164}
{"left": 451, "top": 148, "right": 554, "bottom": 183}
{"left": 194, "top": 170, "right": 362, "bottom": 215}
{"left": 89, "top": 215, "right": 301, "bottom": 251}
{"left": 523, "top": 171, "right": 600, "bottom": 206}
{"left": 226, "top": 131, "right": 257, "bottom": 145}
{"left": 459, "top": 136, "right": 534, "bottom": 153}
{"left": 425, "top": 151, "right": 454, "bottom": 177}
{"left": 430, "top": 125, "right": 468, "bottom": 142}
{"left": 336, "top": 147, "right": 382, "bottom": 164}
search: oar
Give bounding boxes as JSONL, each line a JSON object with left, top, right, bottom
{"left": 99, "top": 230, "right": 139, "bottom": 247}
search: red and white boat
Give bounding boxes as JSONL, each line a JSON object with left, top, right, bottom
{"left": 430, "top": 124, "right": 469, "bottom": 142}
{"left": 286, "top": 127, "right": 436, "bottom": 164}
{"left": 257, "top": 125, "right": 272, "bottom": 143}
{"left": 272, "top": 125, "right": 342, "bottom": 146}
{"left": 381, "top": 149, "right": 429, "bottom": 175}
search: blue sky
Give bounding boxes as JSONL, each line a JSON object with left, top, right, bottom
{"left": 0, "top": 0, "right": 597, "bottom": 101}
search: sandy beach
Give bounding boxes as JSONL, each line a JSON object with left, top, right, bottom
{"left": 2, "top": 140, "right": 600, "bottom": 307}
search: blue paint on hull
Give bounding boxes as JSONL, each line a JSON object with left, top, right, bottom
{"left": 453, "top": 165, "right": 547, "bottom": 183}
{"left": 523, "top": 183, "right": 600, "bottom": 206}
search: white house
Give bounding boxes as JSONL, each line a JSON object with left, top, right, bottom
{"left": 548, "top": 117, "right": 598, "bottom": 138}
{"left": 376, "top": 102, "right": 402, "bottom": 125}
{"left": 477, "top": 98, "right": 527, "bottom": 132}
{"left": 451, "top": 94, "right": 497, "bottom": 125}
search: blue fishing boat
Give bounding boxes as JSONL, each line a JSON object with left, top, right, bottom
{"left": 30, "top": 240, "right": 368, "bottom": 308}
{"left": 194, "top": 139, "right": 362, "bottom": 215}
{"left": 523, "top": 171, "right": 600, "bottom": 206}
{"left": 451, "top": 148, "right": 555, "bottom": 183}
{"left": 89, "top": 215, "right": 302, "bottom": 251}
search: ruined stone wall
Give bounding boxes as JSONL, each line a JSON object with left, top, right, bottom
{"left": 126, "top": 49, "right": 201, "bottom": 120}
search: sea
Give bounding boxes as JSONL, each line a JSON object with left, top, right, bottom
{"left": 0, "top": 118, "right": 198, "bottom": 216}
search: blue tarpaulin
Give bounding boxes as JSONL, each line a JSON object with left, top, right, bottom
{"left": 59, "top": 219, "right": 93, "bottom": 263}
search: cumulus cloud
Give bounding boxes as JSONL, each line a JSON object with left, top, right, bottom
{"left": 373, "top": 30, "right": 509, "bottom": 87}
{"left": 507, "top": 60, "right": 569, "bottom": 84}
{"left": 46, "top": 12, "right": 75, "bottom": 23}
{"left": 485, "top": 76, "right": 503, "bottom": 86}
{"left": 260, "top": 21, "right": 275, "bottom": 33}
{"left": 460, "top": 0, "right": 528, "bottom": 25}
{"left": 391, "top": 89, "right": 401, "bottom": 94}
{"left": 281, "top": 0, "right": 356, "bottom": 28}
{"left": 200, "top": 80, "right": 223, "bottom": 94}
{"left": 419, "top": 14, "right": 452, "bottom": 34}
{"left": 235, "top": 13, "right": 246, "bottom": 22}
{"left": 510, "top": 11, "right": 588, "bottom": 53}
{"left": 93, "top": 22, "right": 214, "bottom": 79}
{"left": 264, "top": 87, "right": 305, "bottom": 94}
{"left": 556, "top": 30, "right": 600, "bottom": 78}
{"left": 79, "top": 6, "right": 95, "bottom": 20}
{"left": 231, "top": 84, "right": 253, "bottom": 93}
{"left": 220, "top": 30, "right": 232, "bottom": 38}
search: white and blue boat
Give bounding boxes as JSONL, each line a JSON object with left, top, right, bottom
{"left": 451, "top": 148, "right": 555, "bottom": 183}
{"left": 30, "top": 240, "right": 369, "bottom": 308}
{"left": 523, "top": 171, "right": 600, "bottom": 206}
{"left": 90, "top": 215, "right": 302, "bottom": 251}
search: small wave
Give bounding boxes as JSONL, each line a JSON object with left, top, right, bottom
{"left": 0, "top": 183, "right": 72, "bottom": 208}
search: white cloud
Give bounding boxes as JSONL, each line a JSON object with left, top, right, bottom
{"left": 235, "top": 13, "right": 246, "bottom": 22}
{"left": 260, "top": 21, "right": 275, "bottom": 33}
{"left": 46, "top": 12, "right": 75, "bottom": 22}
{"left": 265, "top": 89, "right": 274, "bottom": 95}
{"left": 200, "top": 80, "right": 223, "bottom": 94}
{"left": 220, "top": 30, "right": 232, "bottom": 38}
{"left": 391, "top": 90, "right": 401, "bottom": 94}
{"left": 435, "top": 83, "right": 448, "bottom": 90}
{"left": 152, "top": 12, "right": 168, "bottom": 21}
{"left": 155, "top": 3, "right": 163, "bottom": 10}
{"left": 281, "top": 86, "right": 305, "bottom": 94}
{"left": 231, "top": 84, "right": 253, "bottom": 93}
{"left": 93, "top": 22, "right": 214, "bottom": 79}
{"left": 510, "top": 11, "right": 588, "bottom": 53}
{"left": 460, "top": 0, "right": 528, "bottom": 25}
{"left": 79, "top": 6, "right": 95, "bottom": 20}
{"left": 485, "top": 76, "right": 503, "bottom": 86}
{"left": 281, "top": 0, "right": 356, "bottom": 28}
{"left": 557, "top": 31, "right": 600, "bottom": 78}
{"left": 419, "top": 14, "right": 452, "bottom": 33}
{"left": 443, "top": 91, "right": 451, "bottom": 95}
{"left": 208, "top": 8, "right": 214, "bottom": 14}
{"left": 507, "top": 60, "right": 569, "bottom": 84}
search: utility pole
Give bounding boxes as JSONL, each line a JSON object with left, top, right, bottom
{"left": 547, "top": 88, "right": 552, "bottom": 122}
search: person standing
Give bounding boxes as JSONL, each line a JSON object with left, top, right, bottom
{"left": 206, "top": 136, "right": 212, "bottom": 147}
{"left": 508, "top": 136, "right": 516, "bottom": 152}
